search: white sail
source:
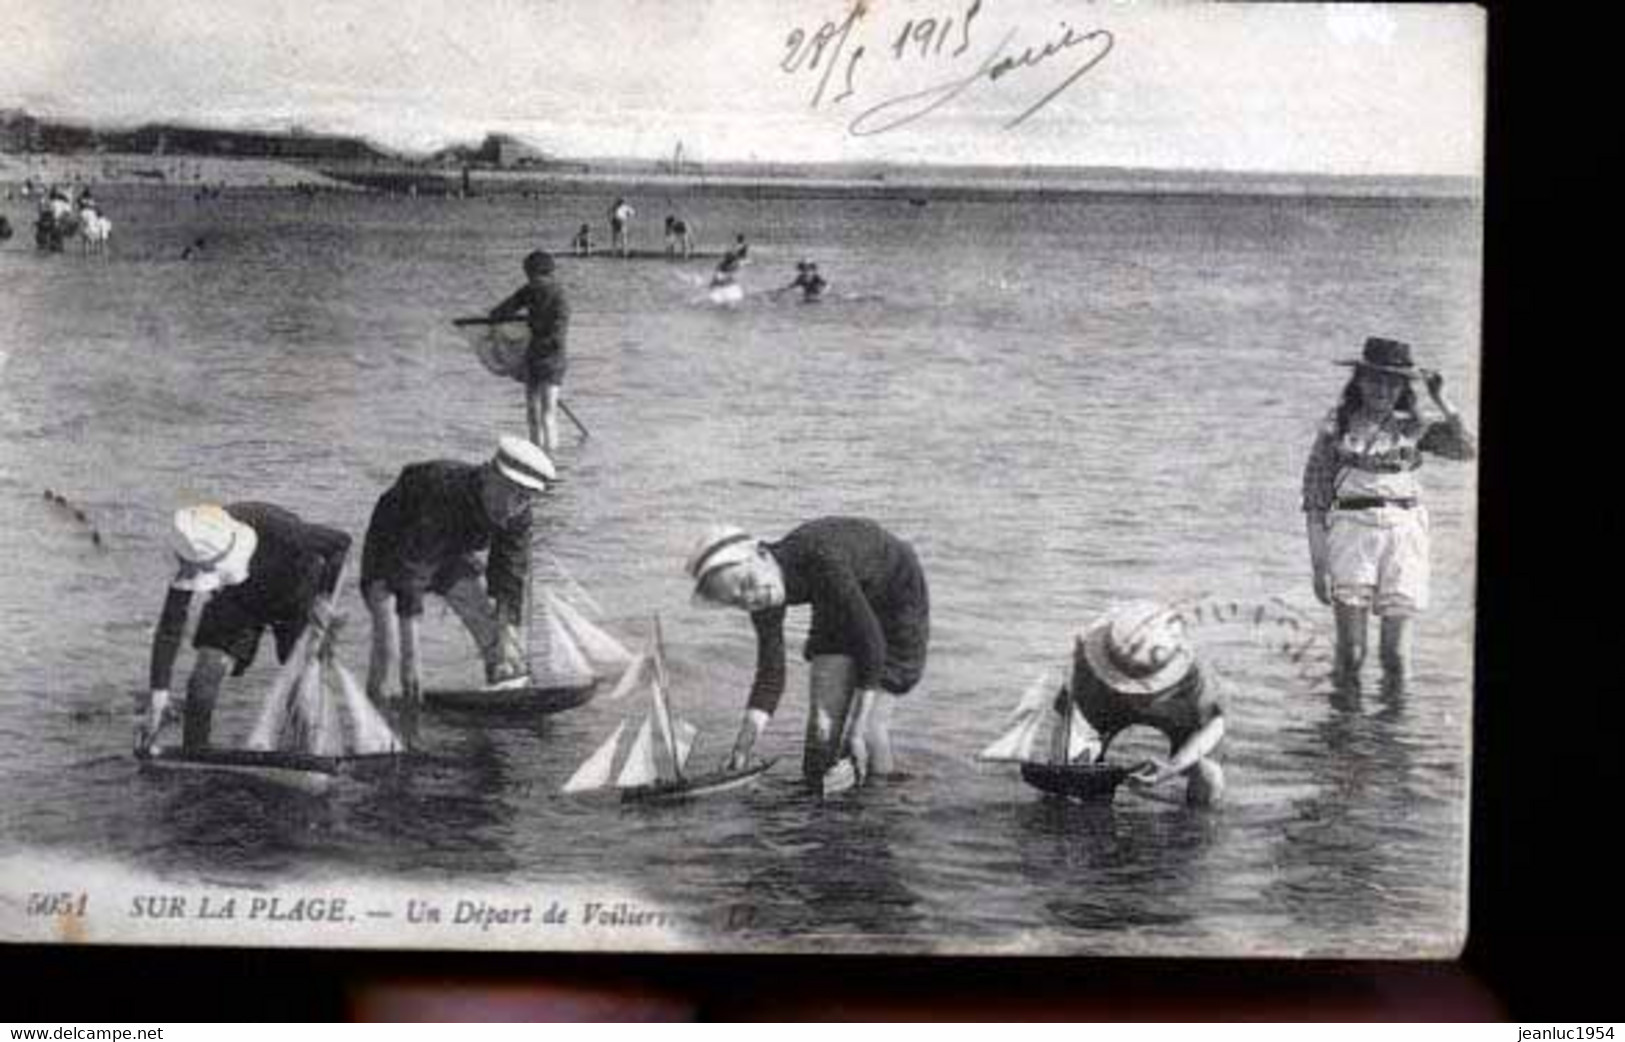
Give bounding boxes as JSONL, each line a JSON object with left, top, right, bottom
{"left": 1011, "top": 670, "right": 1057, "bottom": 719}
{"left": 333, "top": 660, "right": 404, "bottom": 754}
{"left": 562, "top": 719, "right": 627, "bottom": 794}
{"left": 615, "top": 716, "right": 661, "bottom": 788}
{"left": 1065, "top": 702, "right": 1100, "bottom": 763}
{"left": 978, "top": 671, "right": 1057, "bottom": 762}
{"left": 648, "top": 673, "right": 682, "bottom": 781}
{"left": 978, "top": 712, "right": 1044, "bottom": 762}
{"left": 541, "top": 553, "right": 609, "bottom": 619}
{"left": 674, "top": 718, "right": 698, "bottom": 772}
{"left": 530, "top": 602, "right": 595, "bottom": 687}
{"left": 545, "top": 590, "right": 634, "bottom": 673}
{"left": 605, "top": 652, "right": 649, "bottom": 702}
{"left": 247, "top": 630, "right": 313, "bottom": 751}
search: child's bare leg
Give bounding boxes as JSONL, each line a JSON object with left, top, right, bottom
{"left": 1332, "top": 602, "right": 1368, "bottom": 692}
{"left": 805, "top": 655, "right": 857, "bottom": 784}
{"left": 865, "top": 694, "right": 897, "bottom": 776}
{"left": 525, "top": 382, "right": 545, "bottom": 450}
{"left": 364, "top": 581, "right": 398, "bottom": 703}
{"left": 1378, "top": 614, "right": 1412, "bottom": 696}
{"left": 543, "top": 383, "right": 561, "bottom": 456}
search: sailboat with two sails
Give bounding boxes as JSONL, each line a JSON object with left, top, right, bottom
{"left": 424, "top": 554, "right": 634, "bottom": 715}
{"left": 977, "top": 671, "right": 1144, "bottom": 801}
{"left": 562, "top": 617, "right": 774, "bottom": 803}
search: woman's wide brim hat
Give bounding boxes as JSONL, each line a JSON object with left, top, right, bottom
{"left": 1078, "top": 601, "right": 1195, "bottom": 696}
{"left": 1336, "top": 336, "right": 1423, "bottom": 379}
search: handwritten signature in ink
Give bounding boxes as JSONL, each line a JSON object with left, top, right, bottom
{"left": 851, "top": 21, "right": 1114, "bottom": 136}
{"left": 779, "top": 3, "right": 1116, "bottom": 137}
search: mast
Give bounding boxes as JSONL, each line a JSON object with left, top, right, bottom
{"left": 650, "top": 614, "right": 684, "bottom": 783}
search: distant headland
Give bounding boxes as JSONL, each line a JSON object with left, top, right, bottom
{"left": 0, "top": 109, "right": 1479, "bottom": 202}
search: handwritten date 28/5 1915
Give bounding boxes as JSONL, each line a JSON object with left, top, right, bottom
{"left": 779, "top": 1, "right": 1116, "bottom": 136}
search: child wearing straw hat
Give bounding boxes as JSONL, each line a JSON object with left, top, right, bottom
{"left": 1060, "top": 601, "right": 1227, "bottom": 807}
{"left": 1301, "top": 337, "right": 1475, "bottom": 695}
{"left": 686, "top": 517, "right": 930, "bottom": 787}
{"left": 361, "top": 436, "right": 555, "bottom": 704}
{"left": 141, "top": 504, "right": 351, "bottom": 754}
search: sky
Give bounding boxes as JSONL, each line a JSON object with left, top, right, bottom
{"left": 2, "top": 0, "right": 1484, "bottom": 176}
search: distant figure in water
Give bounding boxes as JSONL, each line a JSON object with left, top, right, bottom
{"left": 488, "top": 249, "right": 570, "bottom": 454}
{"left": 181, "top": 237, "right": 207, "bottom": 260}
{"left": 0, "top": 215, "right": 12, "bottom": 242}
{"left": 570, "top": 223, "right": 593, "bottom": 256}
{"left": 664, "top": 214, "right": 694, "bottom": 258}
{"left": 608, "top": 196, "right": 635, "bottom": 257}
{"left": 710, "top": 234, "right": 750, "bottom": 289}
{"left": 779, "top": 259, "right": 828, "bottom": 302}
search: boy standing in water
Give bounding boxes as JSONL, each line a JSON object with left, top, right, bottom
{"left": 608, "top": 197, "right": 635, "bottom": 257}
{"left": 489, "top": 250, "right": 570, "bottom": 455}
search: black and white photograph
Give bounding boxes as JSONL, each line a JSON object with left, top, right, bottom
{"left": 0, "top": 0, "right": 1483, "bottom": 958}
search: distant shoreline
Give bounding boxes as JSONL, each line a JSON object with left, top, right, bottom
{"left": 0, "top": 151, "right": 1480, "bottom": 203}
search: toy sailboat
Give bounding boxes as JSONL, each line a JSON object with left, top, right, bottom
{"left": 139, "top": 565, "right": 407, "bottom": 794}
{"left": 977, "top": 671, "right": 1137, "bottom": 801}
{"left": 424, "top": 576, "right": 633, "bottom": 715}
{"left": 562, "top": 618, "right": 774, "bottom": 803}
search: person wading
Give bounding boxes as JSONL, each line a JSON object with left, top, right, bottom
{"left": 142, "top": 504, "right": 350, "bottom": 754}
{"left": 686, "top": 517, "right": 930, "bottom": 787}
{"left": 361, "top": 436, "right": 555, "bottom": 704}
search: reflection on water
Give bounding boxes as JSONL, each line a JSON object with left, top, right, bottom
{"left": 0, "top": 188, "right": 1477, "bottom": 952}
{"left": 1268, "top": 687, "right": 1464, "bottom": 950}
{"left": 742, "top": 796, "right": 925, "bottom": 939}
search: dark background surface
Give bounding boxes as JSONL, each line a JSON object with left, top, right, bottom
{"left": 4, "top": 0, "right": 1618, "bottom": 1020}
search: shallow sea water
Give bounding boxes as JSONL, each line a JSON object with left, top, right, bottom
{"left": 0, "top": 186, "right": 1480, "bottom": 954}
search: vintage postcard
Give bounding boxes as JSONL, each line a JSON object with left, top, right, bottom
{"left": 0, "top": 1, "right": 1483, "bottom": 956}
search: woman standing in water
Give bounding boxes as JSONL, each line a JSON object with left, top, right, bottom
{"left": 1301, "top": 337, "right": 1475, "bottom": 695}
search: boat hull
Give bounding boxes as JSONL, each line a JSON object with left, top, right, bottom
{"left": 620, "top": 760, "right": 776, "bottom": 804}
{"left": 423, "top": 681, "right": 598, "bottom": 715}
{"left": 138, "top": 748, "right": 404, "bottom": 795}
{"left": 1019, "top": 761, "right": 1134, "bottom": 802}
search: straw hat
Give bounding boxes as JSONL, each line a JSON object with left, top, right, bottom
{"left": 685, "top": 523, "right": 757, "bottom": 597}
{"left": 1337, "top": 337, "right": 1422, "bottom": 379}
{"left": 1079, "top": 601, "right": 1195, "bottom": 696}
{"left": 492, "top": 435, "right": 555, "bottom": 492}
{"left": 169, "top": 505, "right": 257, "bottom": 593}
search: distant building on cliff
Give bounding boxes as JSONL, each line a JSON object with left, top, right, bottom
{"left": 427, "top": 133, "right": 588, "bottom": 172}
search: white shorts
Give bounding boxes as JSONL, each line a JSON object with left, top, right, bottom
{"left": 1326, "top": 505, "right": 1430, "bottom": 616}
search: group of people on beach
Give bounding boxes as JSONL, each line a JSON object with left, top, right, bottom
{"left": 136, "top": 199, "right": 1475, "bottom": 808}
{"left": 25, "top": 183, "right": 110, "bottom": 253}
